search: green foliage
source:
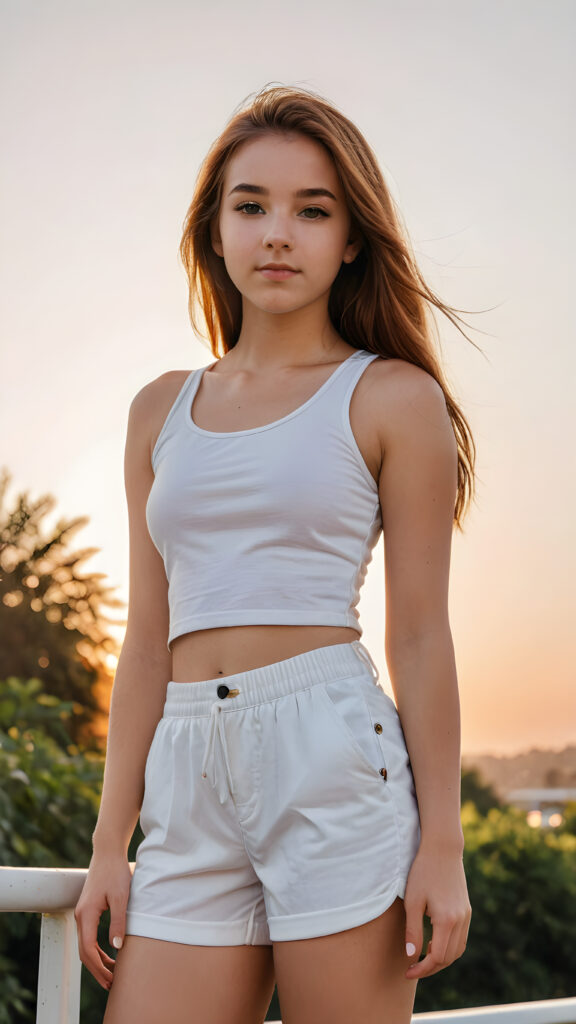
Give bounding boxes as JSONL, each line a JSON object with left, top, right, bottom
{"left": 559, "top": 800, "right": 576, "bottom": 836}
{"left": 0, "top": 677, "right": 145, "bottom": 1023}
{"left": 413, "top": 803, "right": 576, "bottom": 1010}
{"left": 461, "top": 765, "right": 504, "bottom": 815}
{"left": 0, "top": 679, "right": 104, "bottom": 1021}
{"left": 0, "top": 468, "right": 123, "bottom": 749}
{"left": 0, "top": 675, "right": 77, "bottom": 752}
{"left": 0, "top": 953, "right": 36, "bottom": 1024}
{"left": 0, "top": 681, "right": 103, "bottom": 869}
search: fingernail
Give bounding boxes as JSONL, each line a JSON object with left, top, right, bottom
{"left": 406, "top": 941, "right": 416, "bottom": 956}
{"left": 112, "top": 936, "right": 123, "bottom": 949}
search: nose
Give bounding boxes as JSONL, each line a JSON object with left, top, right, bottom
{"left": 262, "top": 214, "right": 293, "bottom": 251}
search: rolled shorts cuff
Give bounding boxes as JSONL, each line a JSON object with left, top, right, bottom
{"left": 125, "top": 910, "right": 272, "bottom": 947}
{"left": 268, "top": 878, "right": 406, "bottom": 942}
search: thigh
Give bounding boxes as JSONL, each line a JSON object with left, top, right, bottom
{"left": 273, "top": 897, "right": 417, "bottom": 1024}
{"left": 103, "top": 936, "right": 276, "bottom": 1024}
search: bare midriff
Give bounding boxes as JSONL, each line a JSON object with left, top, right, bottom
{"left": 170, "top": 624, "right": 361, "bottom": 683}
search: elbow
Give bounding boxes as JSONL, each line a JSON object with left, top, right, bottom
{"left": 385, "top": 617, "right": 454, "bottom": 665}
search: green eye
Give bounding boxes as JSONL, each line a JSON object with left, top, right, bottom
{"left": 301, "top": 207, "right": 328, "bottom": 219}
{"left": 235, "top": 202, "right": 263, "bottom": 214}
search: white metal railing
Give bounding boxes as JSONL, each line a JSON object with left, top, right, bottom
{"left": 1, "top": 868, "right": 575, "bottom": 1024}
{"left": 413, "top": 1002, "right": 576, "bottom": 1023}
{"left": 0, "top": 866, "right": 89, "bottom": 1023}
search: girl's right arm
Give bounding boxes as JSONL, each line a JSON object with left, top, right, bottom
{"left": 74, "top": 379, "right": 173, "bottom": 990}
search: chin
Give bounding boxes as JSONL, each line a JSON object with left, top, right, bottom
{"left": 248, "top": 294, "right": 306, "bottom": 314}
{"left": 261, "top": 302, "right": 311, "bottom": 316}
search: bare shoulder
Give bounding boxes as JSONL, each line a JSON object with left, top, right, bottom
{"left": 362, "top": 356, "right": 453, "bottom": 450}
{"left": 129, "top": 369, "right": 192, "bottom": 418}
{"left": 127, "top": 369, "right": 192, "bottom": 462}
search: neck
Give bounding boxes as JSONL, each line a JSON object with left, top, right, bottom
{"left": 230, "top": 297, "right": 348, "bottom": 370}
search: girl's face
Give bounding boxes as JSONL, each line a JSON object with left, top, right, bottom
{"left": 212, "top": 132, "right": 360, "bottom": 317}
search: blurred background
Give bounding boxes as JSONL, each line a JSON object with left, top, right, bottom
{"left": 1, "top": 1, "right": 575, "bottom": 1019}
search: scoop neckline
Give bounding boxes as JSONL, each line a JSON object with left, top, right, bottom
{"left": 185, "top": 349, "right": 364, "bottom": 438}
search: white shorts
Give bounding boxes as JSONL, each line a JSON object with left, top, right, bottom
{"left": 125, "top": 640, "right": 421, "bottom": 946}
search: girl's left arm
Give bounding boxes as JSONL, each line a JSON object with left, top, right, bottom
{"left": 376, "top": 362, "right": 473, "bottom": 980}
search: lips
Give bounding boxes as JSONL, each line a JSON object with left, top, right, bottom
{"left": 258, "top": 263, "right": 300, "bottom": 280}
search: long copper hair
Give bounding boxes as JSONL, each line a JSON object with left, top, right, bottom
{"left": 180, "top": 85, "right": 478, "bottom": 528}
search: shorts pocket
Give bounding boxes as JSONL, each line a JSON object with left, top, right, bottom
{"left": 361, "top": 682, "right": 416, "bottom": 791}
{"left": 317, "top": 674, "right": 389, "bottom": 780}
{"left": 143, "top": 719, "right": 165, "bottom": 790}
{"left": 139, "top": 719, "right": 171, "bottom": 839}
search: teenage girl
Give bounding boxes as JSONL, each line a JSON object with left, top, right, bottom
{"left": 75, "top": 85, "right": 474, "bottom": 1024}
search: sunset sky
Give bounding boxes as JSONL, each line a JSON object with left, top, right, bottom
{"left": 1, "top": 0, "right": 574, "bottom": 756}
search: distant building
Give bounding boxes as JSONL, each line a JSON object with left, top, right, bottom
{"left": 505, "top": 787, "right": 576, "bottom": 828}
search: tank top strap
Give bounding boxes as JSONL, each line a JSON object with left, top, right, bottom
{"left": 308, "top": 348, "right": 380, "bottom": 420}
{"left": 343, "top": 349, "right": 381, "bottom": 393}
{"left": 151, "top": 367, "right": 200, "bottom": 471}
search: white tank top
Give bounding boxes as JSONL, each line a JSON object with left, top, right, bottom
{"left": 146, "top": 348, "right": 382, "bottom": 649}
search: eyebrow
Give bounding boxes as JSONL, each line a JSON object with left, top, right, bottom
{"left": 228, "top": 184, "right": 338, "bottom": 201}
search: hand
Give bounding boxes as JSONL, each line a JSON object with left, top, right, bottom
{"left": 403, "top": 844, "right": 472, "bottom": 979}
{"left": 74, "top": 852, "right": 133, "bottom": 991}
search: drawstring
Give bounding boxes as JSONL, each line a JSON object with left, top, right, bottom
{"left": 200, "top": 646, "right": 378, "bottom": 802}
{"left": 201, "top": 701, "right": 236, "bottom": 803}
{"left": 351, "top": 640, "right": 380, "bottom": 683}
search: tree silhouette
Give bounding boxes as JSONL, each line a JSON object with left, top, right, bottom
{"left": 0, "top": 469, "right": 124, "bottom": 749}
